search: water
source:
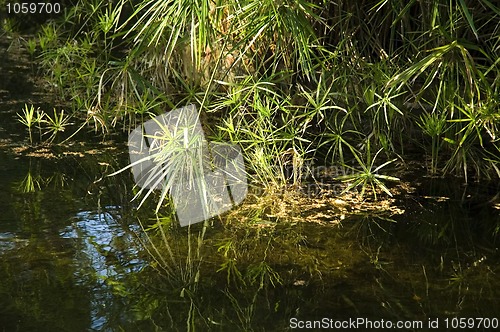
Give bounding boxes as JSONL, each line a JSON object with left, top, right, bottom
{"left": 0, "top": 145, "right": 145, "bottom": 331}
{"left": 1, "top": 140, "right": 500, "bottom": 331}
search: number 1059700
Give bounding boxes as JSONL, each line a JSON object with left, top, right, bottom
{"left": 6, "top": 2, "right": 61, "bottom": 14}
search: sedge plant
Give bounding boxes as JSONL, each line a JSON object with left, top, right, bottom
{"left": 17, "top": 104, "right": 38, "bottom": 145}
{"left": 336, "top": 141, "right": 400, "bottom": 200}
{"left": 43, "top": 109, "right": 72, "bottom": 142}
{"left": 418, "top": 110, "right": 448, "bottom": 175}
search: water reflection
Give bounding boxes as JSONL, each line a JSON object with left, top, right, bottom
{"left": 0, "top": 148, "right": 144, "bottom": 331}
{"left": 60, "top": 207, "right": 144, "bottom": 330}
{"left": 0, "top": 206, "right": 144, "bottom": 331}
{"left": 61, "top": 207, "right": 143, "bottom": 279}
{"left": 0, "top": 232, "right": 29, "bottom": 251}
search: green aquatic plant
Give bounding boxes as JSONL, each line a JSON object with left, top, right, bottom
{"left": 43, "top": 109, "right": 72, "bottom": 142}
{"left": 318, "top": 111, "right": 361, "bottom": 167}
{"left": 1, "top": 17, "right": 18, "bottom": 35}
{"left": 364, "top": 87, "right": 405, "bottom": 136}
{"left": 17, "top": 104, "right": 50, "bottom": 145}
{"left": 37, "top": 22, "right": 58, "bottom": 52}
{"left": 418, "top": 110, "right": 449, "bottom": 174}
{"left": 33, "top": 108, "right": 46, "bottom": 142}
{"left": 40, "top": 38, "right": 94, "bottom": 98}
{"left": 96, "top": 4, "right": 116, "bottom": 52}
{"left": 17, "top": 104, "right": 38, "bottom": 145}
{"left": 336, "top": 142, "right": 400, "bottom": 200}
{"left": 441, "top": 97, "right": 500, "bottom": 180}
{"left": 212, "top": 78, "right": 309, "bottom": 189}
{"left": 22, "top": 0, "right": 499, "bottom": 192}
{"left": 18, "top": 105, "right": 72, "bottom": 145}
{"left": 25, "top": 38, "right": 37, "bottom": 57}
{"left": 129, "top": 114, "right": 211, "bottom": 214}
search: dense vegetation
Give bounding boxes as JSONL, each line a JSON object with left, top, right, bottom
{"left": 5, "top": 0, "right": 500, "bottom": 190}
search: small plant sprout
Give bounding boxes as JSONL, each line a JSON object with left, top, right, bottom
{"left": 17, "top": 104, "right": 41, "bottom": 145}
{"left": 43, "top": 109, "right": 72, "bottom": 142}
{"left": 418, "top": 110, "right": 448, "bottom": 174}
{"left": 25, "top": 38, "right": 37, "bottom": 57}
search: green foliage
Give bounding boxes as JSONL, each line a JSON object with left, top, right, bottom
{"left": 25, "top": 38, "right": 37, "bottom": 57}
{"left": 17, "top": 104, "right": 71, "bottom": 144}
{"left": 17, "top": 104, "right": 38, "bottom": 145}
{"left": 43, "top": 109, "right": 72, "bottom": 142}
{"left": 418, "top": 110, "right": 448, "bottom": 174}
{"left": 27, "top": 0, "right": 500, "bottom": 194}
{"left": 336, "top": 142, "right": 400, "bottom": 200}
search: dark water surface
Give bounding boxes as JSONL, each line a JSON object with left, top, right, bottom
{"left": 0, "top": 143, "right": 145, "bottom": 331}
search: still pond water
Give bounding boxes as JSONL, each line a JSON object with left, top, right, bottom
{"left": 1, "top": 138, "right": 500, "bottom": 331}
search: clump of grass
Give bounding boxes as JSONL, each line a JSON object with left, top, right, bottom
{"left": 418, "top": 110, "right": 448, "bottom": 175}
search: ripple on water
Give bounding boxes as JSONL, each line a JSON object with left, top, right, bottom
{"left": 0, "top": 232, "right": 29, "bottom": 251}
